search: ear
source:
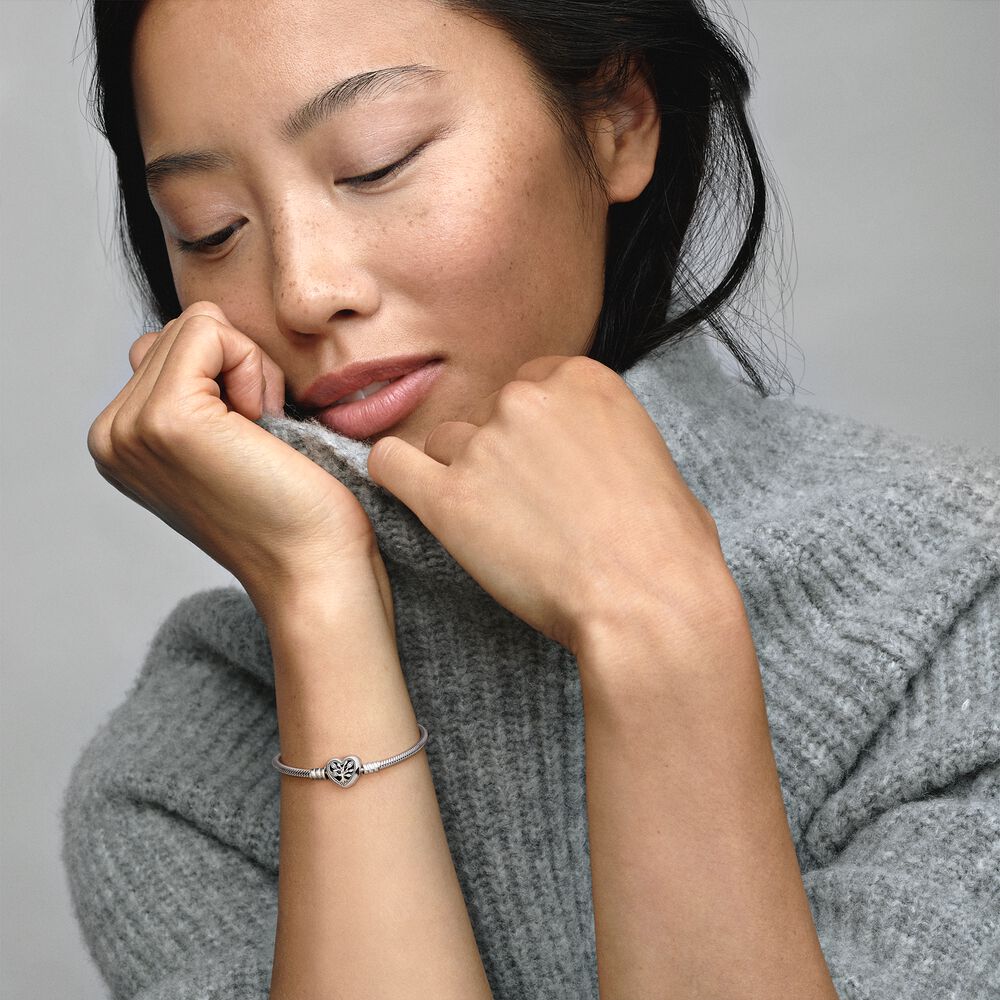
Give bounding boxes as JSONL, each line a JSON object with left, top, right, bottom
{"left": 586, "top": 55, "right": 662, "bottom": 205}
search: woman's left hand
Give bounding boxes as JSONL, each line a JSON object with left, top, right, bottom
{"left": 367, "top": 355, "right": 737, "bottom": 657}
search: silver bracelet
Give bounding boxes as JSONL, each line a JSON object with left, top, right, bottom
{"left": 272, "top": 724, "right": 429, "bottom": 788}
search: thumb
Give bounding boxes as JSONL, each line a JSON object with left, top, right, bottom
{"left": 367, "top": 434, "right": 445, "bottom": 524}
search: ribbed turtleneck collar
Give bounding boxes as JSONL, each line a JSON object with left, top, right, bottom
{"left": 256, "top": 329, "right": 747, "bottom": 576}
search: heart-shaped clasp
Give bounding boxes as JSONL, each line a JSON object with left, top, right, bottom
{"left": 325, "top": 755, "right": 362, "bottom": 788}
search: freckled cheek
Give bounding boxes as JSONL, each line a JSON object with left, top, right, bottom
{"left": 170, "top": 254, "right": 271, "bottom": 338}
{"left": 400, "top": 181, "right": 558, "bottom": 328}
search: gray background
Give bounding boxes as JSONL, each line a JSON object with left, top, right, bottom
{"left": 2, "top": 0, "right": 997, "bottom": 995}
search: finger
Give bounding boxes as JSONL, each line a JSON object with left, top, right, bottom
{"left": 128, "top": 316, "right": 184, "bottom": 373}
{"left": 462, "top": 356, "right": 573, "bottom": 426}
{"left": 150, "top": 314, "right": 267, "bottom": 421}
{"left": 100, "top": 322, "right": 176, "bottom": 433}
{"left": 421, "top": 420, "right": 477, "bottom": 466}
{"left": 260, "top": 351, "right": 287, "bottom": 417}
{"left": 180, "top": 300, "right": 232, "bottom": 327}
{"left": 463, "top": 379, "right": 541, "bottom": 426}
{"left": 461, "top": 387, "right": 501, "bottom": 426}
{"left": 101, "top": 313, "right": 217, "bottom": 444}
{"left": 175, "top": 303, "right": 286, "bottom": 416}
{"left": 367, "top": 434, "right": 447, "bottom": 522}
{"left": 113, "top": 318, "right": 191, "bottom": 426}
{"left": 513, "top": 354, "right": 573, "bottom": 381}
{"left": 128, "top": 332, "right": 161, "bottom": 373}
{"left": 126, "top": 319, "right": 188, "bottom": 392}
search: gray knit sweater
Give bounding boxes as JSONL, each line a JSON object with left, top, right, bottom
{"left": 61, "top": 329, "right": 1000, "bottom": 999}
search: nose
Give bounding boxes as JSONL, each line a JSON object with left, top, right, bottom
{"left": 269, "top": 206, "right": 380, "bottom": 339}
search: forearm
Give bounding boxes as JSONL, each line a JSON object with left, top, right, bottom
{"left": 262, "top": 577, "right": 493, "bottom": 1000}
{"left": 576, "top": 582, "right": 839, "bottom": 1000}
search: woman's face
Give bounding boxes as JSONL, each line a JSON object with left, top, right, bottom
{"left": 132, "top": 0, "right": 657, "bottom": 445}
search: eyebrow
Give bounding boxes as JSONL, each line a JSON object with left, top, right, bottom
{"left": 144, "top": 63, "right": 444, "bottom": 193}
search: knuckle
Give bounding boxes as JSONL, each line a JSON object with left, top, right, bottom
{"left": 564, "top": 354, "right": 617, "bottom": 390}
{"left": 562, "top": 354, "right": 600, "bottom": 375}
{"left": 513, "top": 356, "right": 545, "bottom": 380}
{"left": 182, "top": 300, "right": 227, "bottom": 322}
{"left": 177, "top": 312, "right": 221, "bottom": 337}
{"left": 495, "top": 378, "right": 541, "bottom": 411}
{"left": 106, "top": 408, "right": 137, "bottom": 455}
{"left": 86, "top": 413, "right": 112, "bottom": 463}
{"left": 132, "top": 406, "right": 180, "bottom": 451}
{"left": 128, "top": 332, "right": 157, "bottom": 370}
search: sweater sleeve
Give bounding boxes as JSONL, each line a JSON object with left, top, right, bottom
{"left": 60, "top": 593, "right": 282, "bottom": 1000}
{"left": 799, "top": 569, "right": 1000, "bottom": 1000}
{"left": 61, "top": 763, "right": 278, "bottom": 1000}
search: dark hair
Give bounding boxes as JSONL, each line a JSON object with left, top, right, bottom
{"left": 84, "top": 0, "right": 795, "bottom": 396}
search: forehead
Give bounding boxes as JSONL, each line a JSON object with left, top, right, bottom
{"left": 131, "top": 0, "right": 532, "bottom": 144}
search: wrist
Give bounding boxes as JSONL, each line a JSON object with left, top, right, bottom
{"left": 574, "top": 562, "right": 750, "bottom": 692}
{"left": 249, "top": 560, "right": 397, "bottom": 667}
{"left": 265, "top": 590, "right": 417, "bottom": 766}
{"left": 245, "top": 543, "right": 389, "bottom": 624}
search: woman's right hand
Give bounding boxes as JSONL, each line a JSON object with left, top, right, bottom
{"left": 87, "top": 301, "right": 389, "bottom": 622}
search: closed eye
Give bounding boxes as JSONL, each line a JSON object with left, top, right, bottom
{"left": 172, "top": 142, "right": 430, "bottom": 256}
{"left": 173, "top": 223, "right": 241, "bottom": 255}
{"left": 339, "top": 141, "right": 430, "bottom": 189}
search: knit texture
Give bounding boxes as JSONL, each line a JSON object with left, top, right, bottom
{"left": 61, "top": 328, "right": 1000, "bottom": 999}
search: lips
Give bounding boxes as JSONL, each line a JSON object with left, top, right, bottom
{"left": 296, "top": 353, "right": 442, "bottom": 413}
{"left": 330, "top": 378, "right": 397, "bottom": 405}
{"left": 292, "top": 353, "right": 445, "bottom": 439}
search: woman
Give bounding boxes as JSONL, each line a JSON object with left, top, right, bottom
{"left": 62, "top": 1, "right": 999, "bottom": 998}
